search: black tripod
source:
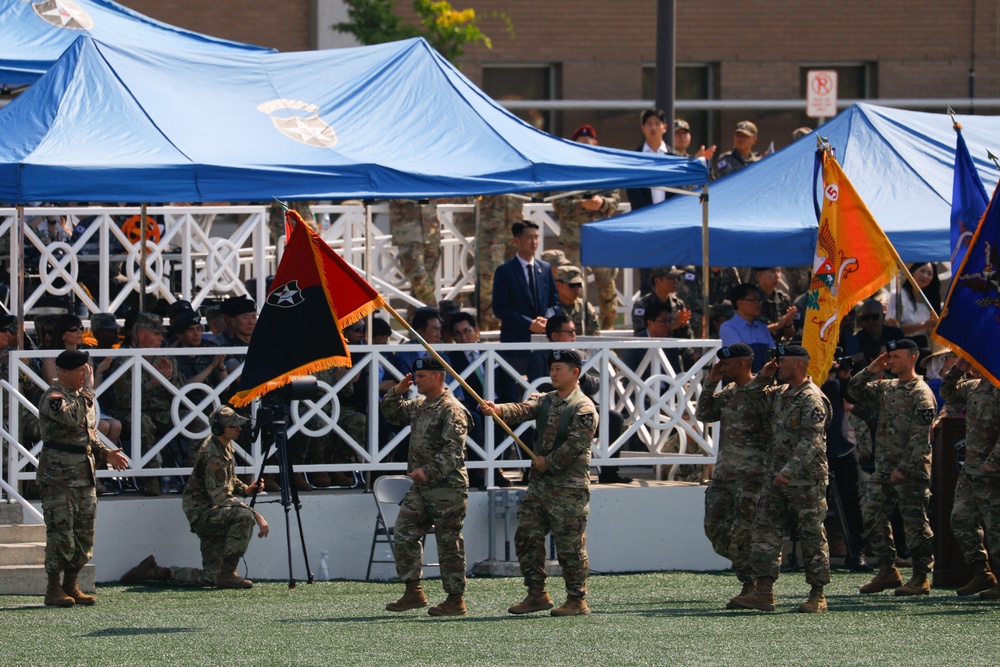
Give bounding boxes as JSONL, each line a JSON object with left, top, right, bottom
{"left": 250, "top": 404, "right": 314, "bottom": 589}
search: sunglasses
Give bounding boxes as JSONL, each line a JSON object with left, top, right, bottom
{"left": 65, "top": 326, "right": 82, "bottom": 332}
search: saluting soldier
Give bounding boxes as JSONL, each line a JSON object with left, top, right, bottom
{"left": 695, "top": 343, "right": 771, "bottom": 607}
{"left": 380, "top": 356, "right": 473, "bottom": 617}
{"left": 483, "top": 349, "right": 598, "bottom": 617}
{"left": 731, "top": 345, "right": 832, "bottom": 614}
{"left": 38, "top": 349, "right": 129, "bottom": 607}
{"left": 848, "top": 338, "right": 937, "bottom": 597}
{"left": 939, "top": 358, "right": 1000, "bottom": 599}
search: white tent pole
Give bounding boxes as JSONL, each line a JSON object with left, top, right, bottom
{"left": 15, "top": 204, "right": 24, "bottom": 350}
{"left": 138, "top": 202, "right": 147, "bottom": 312}
{"left": 365, "top": 202, "right": 374, "bottom": 343}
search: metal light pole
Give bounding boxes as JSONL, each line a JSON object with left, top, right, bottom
{"left": 655, "top": 0, "right": 676, "bottom": 148}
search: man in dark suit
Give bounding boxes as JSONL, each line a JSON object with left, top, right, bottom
{"left": 492, "top": 220, "right": 557, "bottom": 373}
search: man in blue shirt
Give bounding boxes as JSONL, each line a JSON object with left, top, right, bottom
{"left": 719, "top": 284, "right": 774, "bottom": 372}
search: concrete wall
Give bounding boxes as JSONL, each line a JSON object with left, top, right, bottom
{"left": 32, "top": 484, "right": 727, "bottom": 582}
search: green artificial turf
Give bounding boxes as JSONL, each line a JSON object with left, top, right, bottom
{"left": 1, "top": 571, "right": 997, "bottom": 667}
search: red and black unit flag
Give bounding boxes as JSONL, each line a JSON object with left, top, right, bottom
{"left": 230, "top": 210, "right": 384, "bottom": 406}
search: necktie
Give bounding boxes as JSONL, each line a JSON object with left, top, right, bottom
{"left": 469, "top": 350, "right": 485, "bottom": 389}
{"left": 527, "top": 263, "right": 538, "bottom": 313}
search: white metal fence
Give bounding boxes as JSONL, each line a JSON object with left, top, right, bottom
{"left": 2, "top": 338, "right": 721, "bottom": 520}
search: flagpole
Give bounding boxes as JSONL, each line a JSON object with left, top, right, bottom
{"left": 382, "top": 302, "right": 537, "bottom": 461}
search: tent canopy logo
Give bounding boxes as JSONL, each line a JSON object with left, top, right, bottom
{"left": 30, "top": 0, "right": 94, "bottom": 30}
{"left": 257, "top": 99, "right": 338, "bottom": 148}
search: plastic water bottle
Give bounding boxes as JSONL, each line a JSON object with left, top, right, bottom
{"left": 319, "top": 550, "right": 330, "bottom": 581}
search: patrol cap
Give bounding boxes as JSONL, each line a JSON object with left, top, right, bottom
{"left": 776, "top": 344, "right": 810, "bottom": 359}
{"left": 413, "top": 356, "right": 446, "bottom": 373}
{"left": 0, "top": 313, "right": 16, "bottom": 330}
{"left": 171, "top": 310, "right": 201, "bottom": 334}
{"left": 674, "top": 119, "right": 691, "bottom": 132}
{"left": 886, "top": 338, "right": 919, "bottom": 352}
{"left": 651, "top": 266, "right": 685, "bottom": 279}
{"left": 220, "top": 296, "right": 256, "bottom": 317}
{"left": 90, "top": 312, "right": 119, "bottom": 330}
{"left": 547, "top": 349, "right": 583, "bottom": 368}
{"left": 56, "top": 349, "right": 90, "bottom": 370}
{"left": 438, "top": 299, "right": 461, "bottom": 317}
{"left": 134, "top": 312, "right": 166, "bottom": 334}
{"left": 718, "top": 343, "right": 754, "bottom": 360}
{"left": 541, "top": 249, "right": 571, "bottom": 267}
{"left": 735, "top": 120, "right": 758, "bottom": 137}
{"left": 557, "top": 266, "right": 584, "bottom": 283}
{"left": 213, "top": 405, "right": 250, "bottom": 428}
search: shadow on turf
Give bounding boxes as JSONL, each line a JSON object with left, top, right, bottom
{"left": 79, "top": 628, "right": 199, "bottom": 637}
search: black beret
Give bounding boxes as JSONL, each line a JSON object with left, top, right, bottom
{"left": 548, "top": 349, "right": 583, "bottom": 368}
{"left": 171, "top": 310, "right": 202, "bottom": 334}
{"left": 413, "top": 356, "right": 446, "bottom": 373}
{"left": 718, "top": 343, "right": 754, "bottom": 360}
{"left": 56, "top": 349, "right": 90, "bottom": 370}
{"left": 887, "top": 338, "right": 919, "bottom": 352}
{"left": 0, "top": 314, "right": 16, "bottom": 329}
{"left": 776, "top": 344, "right": 810, "bottom": 359}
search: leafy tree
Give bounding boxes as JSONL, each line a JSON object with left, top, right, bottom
{"left": 334, "top": 0, "right": 514, "bottom": 64}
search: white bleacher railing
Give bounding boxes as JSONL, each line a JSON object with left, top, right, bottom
{"left": 2, "top": 338, "right": 720, "bottom": 518}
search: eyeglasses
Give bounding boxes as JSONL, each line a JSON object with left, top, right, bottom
{"left": 568, "top": 283, "right": 583, "bottom": 289}
{"left": 740, "top": 296, "right": 762, "bottom": 303}
{"left": 556, "top": 329, "right": 577, "bottom": 335}
{"left": 652, "top": 318, "right": 672, "bottom": 326}
{"left": 859, "top": 314, "right": 881, "bottom": 322}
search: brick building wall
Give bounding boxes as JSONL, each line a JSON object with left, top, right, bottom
{"left": 121, "top": 0, "right": 999, "bottom": 150}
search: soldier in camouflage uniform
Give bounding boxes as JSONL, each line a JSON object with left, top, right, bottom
{"left": 483, "top": 350, "right": 598, "bottom": 617}
{"left": 389, "top": 199, "right": 441, "bottom": 306}
{"left": 37, "top": 350, "right": 130, "bottom": 607}
{"left": 848, "top": 339, "right": 937, "bottom": 596}
{"left": 731, "top": 345, "right": 832, "bottom": 613}
{"left": 545, "top": 265, "right": 601, "bottom": 336}
{"left": 380, "top": 356, "right": 472, "bottom": 617}
{"left": 551, "top": 190, "right": 621, "bottom": 329}
{"left": 120, "top": 406, "right": 269, "bottom": 589}
{"left": 631, "top": 266, "right": 693, "bottom": 337}
{"left": 105, "top": 312, "right": 181, "bottom": 496}
{"left": 940, "top": 358, "right": 1000, "bottom": 599}
{"left": 476, "top": 195, "right": 521, "bottom": 330}
{"left": 675, "top": 267, "right": 742, "bottom": 338}
{"left": 695, "top": 343, "right": 771, "bottom": 607}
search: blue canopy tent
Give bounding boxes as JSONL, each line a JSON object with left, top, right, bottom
{"left": 0, "top": 36, "right": 707, "bottom": 203}
{"left": 0, "top": 0, "right": 273, "bottom": 87}
{"left": 582, "top": 104, "right": 1000, "bottom": 267}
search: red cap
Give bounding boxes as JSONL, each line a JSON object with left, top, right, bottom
{"left": 570, "top": 124, "right": 598, "bottom": 143}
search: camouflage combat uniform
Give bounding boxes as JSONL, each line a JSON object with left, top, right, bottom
{"left": 171, "top": 434, "right": 257, "bottom": 586}
{"left": 675, "top": 267, "right": 742, "bottom": 338}
{"left": 848, "top": 369, "right": 936, "bottom": 573}
{"left": 380, "top": 385, "right": 471, "bottom": 595}
{"left": 745, "top": 374, "right": 832, "bottom": 586}
{"left": 106, "top": 353, "right": 182, "bottom": 465}
{"left": 546, "top": 297, "right": 601, "bottom": 336}
{"left": 496, "top": 387, "right": 598, "bottom": 600}
{"left": 37, "top": 381, "right": 115, "bottom": 575}
{"left": 551, "top": 190, "right": 621, "bottom": 329}
{"left": 389, "top": 199, "right": 442, "bottom": 306}
{"left": 476, "top": 195, "right": 521, "bottom": 330}
{"left": 631, "top": 291, "right": 693, "bottom": 338}
{"left": 695, "top": 375, "right": 771, "bottom": 583}
{"left": 940, "top": 367, "right": 1000, "bottom": 566}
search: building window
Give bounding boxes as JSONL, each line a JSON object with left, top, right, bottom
{"left": 641, "top": 64, "right": 720, "bottom": 147}
{"left": 482, "top": 64, "right": 561, "bottom": 134}
{"left": 799, "top": 63, "right": 878, "bottom": 100}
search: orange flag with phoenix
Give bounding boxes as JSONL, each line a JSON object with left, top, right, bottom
{"left": 802, "top": 150, "right": 902, "bottom": 379}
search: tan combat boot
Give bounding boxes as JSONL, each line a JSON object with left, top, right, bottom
{"left": 62, "top": 570, "right": 96, "bottom": 605}
{"left": 956, "top": 561, "right": 997, "bottom": 596}
{"left": 120, "top": 555, "right": 171, "bottom": 584}
{"left": 726, "top": 581, "right": 755, "bottom": 609}
{"left": 508, "top": 588, "right": 554, "bottom": 615}
{"left": 428, "top": 593, "right": 467, "bottom": 616}
{"left": 895, "top": 571, "right": 931, "bottom": 596}
{"left": 859, "top": 561, "right": 903, "bottom": 594}
{"left": 217, "top": 555, "right": 253, "bottom": 589}
{"left": 44, "top": 572, "right": 74, "bottom": 608}
{"left": 797, "top": 584, "right": 828, "bottom": 613}
{"left": 385, "top": 580, "right": 429, "bottom": 611}
{"left": 551, "top": 596, "right": 590, "bottom": 616}
{"left": 731, "top": 576, "right": 776, "bottom": 611}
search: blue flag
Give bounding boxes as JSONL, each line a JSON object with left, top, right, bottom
{"left": 950, "top": 127, "right": 988, "bottom": 268}
{"left": 935, "top": 179, "right": 1000, "bottom": 386}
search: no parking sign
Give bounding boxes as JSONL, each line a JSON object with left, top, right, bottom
{"left": 806, "top": 70, "right": 838, "bottom": 119}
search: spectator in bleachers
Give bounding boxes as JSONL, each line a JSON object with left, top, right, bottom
{"left": 753, "top": 267, "right": 798, "bottom": 343}
{"left": 845, "top": 299, "right": 905, "bottom": 364}
{"left": 546, "top": 266, "right": 601, "bottom": 336}
{"left": 625, "top": 108, "right": 670, "bottom": 294}
{"left": 675, "top": 266, "right": 742, "bottom": 338}
{"left": 719, "top": 284, "right": 775, "bottom": 372}
{"left": 170, "top": 310, "right": 227, "bottom": 388}
{"left": 714, "top": 121, "right": 762, "bottom": 179}
{"left": 392, "top": 306, "right": 442, "bottom": 375}
{"left": 885, "top": 263, "right": 941, "bottom": 349}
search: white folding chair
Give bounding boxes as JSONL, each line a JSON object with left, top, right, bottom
{"left": 366, "top": 475, "right": 438, "bottom": 580}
